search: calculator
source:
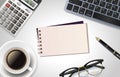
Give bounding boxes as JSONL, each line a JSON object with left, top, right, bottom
{"left": 0, "top": 0, "right": 41, "bottom": 36}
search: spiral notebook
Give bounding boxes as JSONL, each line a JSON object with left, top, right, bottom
{"left": 36, "top": 22, "right": 89, "bottom": 56}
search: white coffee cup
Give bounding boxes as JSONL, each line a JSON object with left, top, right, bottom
{"left": 3, "top": 47, "right": 32, "bottom": 74}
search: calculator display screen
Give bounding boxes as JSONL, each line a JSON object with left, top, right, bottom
{"left": 0, "top": 0, "right": 6, "bottom": 7}
{"left": 20, "top": 0, "right": 37, "bottom": 9}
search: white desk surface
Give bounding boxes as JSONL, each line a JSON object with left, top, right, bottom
{"left": 2, "top": 0, "right": 120, "bottom": 77}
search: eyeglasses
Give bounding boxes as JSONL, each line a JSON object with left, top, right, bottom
{"left": 59, "top": 59, "right": 105, "bottom": 77}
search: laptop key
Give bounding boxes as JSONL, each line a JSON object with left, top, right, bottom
{"left": 107, "top": 10, "right": 113, "bottom": 16}
{"left": 106, "top": 3, "right": 112, "bottom": 9}
{"left": 82, "top": 2, "right": 89, "bottom": 8}
{"left": 93, "top": 12, "right": 120, "bottom": 26}
{"left": 73, "top": 6, "right": 79, "bottom": 13}
{"left": 106, "top": 0, "right": 112, "bottom": 3}
{"left": 101, "top": 8, "right": 107, "bottom": 14}
{"left": 118, "top": 8, "right": 120, "bottom": 12}
{"left": 119, "top": 1, "right": 120, "bottom": 6}
{"left": 113, "top": 12, "right": 119, "bottom": 18}
{"left": 79, "top": 7, "right": 85, "bottom": 14}
{"left": 95, "top": 6, "right": 101, "bottom": 12}
{"left": 89, "top": 4, "right": 95, "bottom": 10}
{"left": 88, "top": 0, "right": 93, "bottom": 3}
{"left": 112, "top": 5, "right": 118, "bottom": 11}
{"left": 112, "top": 0, "right": 118, "bottom": 5}
{"left": 100, "top": 1, "right": 106, "bottom": 7}
{"left": 69, "top": 0, "right": 82, "bottom": 6}
{"left": 93, "top": 0, "right": 100, "bottom": 5}
{"left": 66, "top": 4, "right": 73, "bottom": 11}
{"left": 85, "top": 10, "right": 93, "bottom": 17}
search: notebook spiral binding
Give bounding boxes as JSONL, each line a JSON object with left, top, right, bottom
{"left": 36, "top": 28, "right": 42, "bottom": 54}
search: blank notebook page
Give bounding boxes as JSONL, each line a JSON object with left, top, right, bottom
{"left": 37, "top": 23, "right": 89, "bottom": 56}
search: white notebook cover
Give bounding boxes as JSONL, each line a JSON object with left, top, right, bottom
{"left": 36, "top": 23, "right": 89, "bottom": 56}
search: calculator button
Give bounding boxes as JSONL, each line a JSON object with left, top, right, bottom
{"left": 24, "top": 13, "right": 29, "bottom": 17}
{"left": 8, "top": 16, "right": 13, "bottom": 20}
{"left": 3, "top": 23, "right": 8, "bottom": 27}
{"left": 14, "top": 26, "right": 19, "bottom": 30}
{"left": 14, "top": 9, "right": 18, "bottom": 14}
{"left": 19, "top": 19, "right": 24, "bottom": 23}
{"left": 5, "top": 3, "right": 11, "bottom": 8}
{"left": 1, "top": 16, "right": 6, "bottom": 21}
{"left": 8, "top": 0, "right": 12, "bottom": 4}
{"left": 0, "top": 13, "right": 2, "bottom": 18}
{"left": 0, "top": 9, "right": 5, "bottom": 14}
{"left": 7, "top": 23, "right": 14, "bottom": 30}
{"left": 17, "top": 22, "right": 22, "bottom": 27}
{"left": 0, "top": 19, "right": 4, "bottom": 24}
{"left": 7, "top": 9, "right": 12, "bottom": 14}
{"left": 3, "top": 6, "right": 8, "bottom": 11}
{"left": 11, "top": 13, "right": 16, "bottom": 17}
{"left": 12, "top": 19, "right": 17, "bottom": 24}
{"left": 11, "top": 30, "right": 16, "bottom": 34}
{"left": 12, "top": 3, "right": 16, "bottom": 7}
{"left": 15, "top": 16, "right": 20, "bottom": 20}
{"left": 22, "top": 16, "right": 26, "bottom": 20}
{"left": 10, "top": 6, "right": 14, "bottom": 11}
{"left": 4, "top": 13, "right": 9, "bottom": 17}
{"left": 16, "top": 6, "right": 20, "bottom": 10}
{"left": 18, "top": 12, "right": 22, "bottom": 17}
{"left": 6, "top": 19, "right": 10, "bottom": 24}
{"left": 20, "top": 10, "right": 24, "bottom": 13}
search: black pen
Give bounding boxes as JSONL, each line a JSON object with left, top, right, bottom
{"left": 96, "top": 37, "right": 120, "bottom": 60}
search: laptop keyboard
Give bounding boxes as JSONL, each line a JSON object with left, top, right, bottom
{"left": 65, "top": 0, "right": 120, "bottom": 26}
{"left": 0, "top": 0, "right": 29, "bottom": 36}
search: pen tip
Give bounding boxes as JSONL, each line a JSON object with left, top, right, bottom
{"left": 96, "top": 37, "right": 100, "bottom": 41}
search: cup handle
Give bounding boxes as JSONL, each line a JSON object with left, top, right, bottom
{"left": 28, "top": 67, "right": 32, "bottom": 72}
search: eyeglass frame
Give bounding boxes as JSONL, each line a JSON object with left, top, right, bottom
{"left": 59, "top": 59, "right": 105, "bottom": 77}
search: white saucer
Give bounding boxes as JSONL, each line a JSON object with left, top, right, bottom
{"left": 0, "top": 40, "right": 38, "bottom": 77}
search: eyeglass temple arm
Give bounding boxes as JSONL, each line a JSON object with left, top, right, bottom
{"left": 59, "top": 67, "right": 78, "bottom": 77}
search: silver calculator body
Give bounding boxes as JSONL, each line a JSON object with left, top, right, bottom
{"left": 0, "top": 0, "right": 41, "bottom": 46}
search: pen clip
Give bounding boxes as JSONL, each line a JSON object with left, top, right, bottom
{"left": 114, "top": 51, "right": 120, "bottom": 60}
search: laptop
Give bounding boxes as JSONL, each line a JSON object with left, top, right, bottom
{"left": 65, "top": 0, "right": 120, "bottom": 26}
{"left": 0, "top": 0, "right": 41, "bottom": 46}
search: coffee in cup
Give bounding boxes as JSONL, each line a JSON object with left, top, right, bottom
{"left": 3, "top": 47, "right": 32, "bottom": 74}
